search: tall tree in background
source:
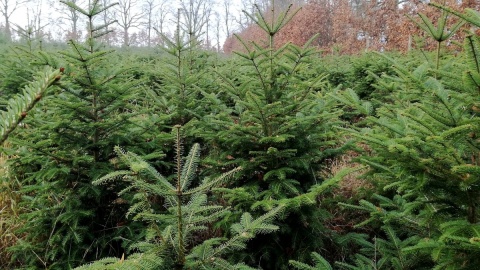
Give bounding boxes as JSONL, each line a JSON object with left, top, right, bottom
{"left": 222, "top": 0, "right": 233, "bottom": 38}
{"left": 29, "top": 0, "right": 47, "bottom": 38}
{"left": 50, "top": 0, "right": 83, "bottom": 40}
{"left": 142, "top": 0, "right": 158, "bottom": 47}
{"left": 0, "top": 0, "right": 25, "bottom": 41}
{"left": 204, "top": 3, "right": 213, "bottom": 48}
{"left": 213, "top": 10, "right": 222, "bottom": 51}
{"left": 151, "top": 0, "right": 171, "bottom": 45}
{"left": 99, "top": 0, "right": 116, "bottom": 45}
{"left": 178, "top": 0, "right": 210, "bottom": 47}
{"left": 115, "top": 0, "right": 143, "bottom": 46}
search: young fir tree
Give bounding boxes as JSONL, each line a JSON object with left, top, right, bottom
{"left": 148, "top": 17, "right": 206, "bottom": 126}
{"left": 332, "top": 4, "right": 480, "bottom": 269}
{"left": 198, "top": 2, "right": 345, "bottom": 268}
{"left": 134, "top": 8, "right": 221, "bottom": 167}
{"left": 4, "top": 1, "right": 149, "bottom": 268}
{"left": 407, "top": 7, "right": 465, "bottom": 72}
{"left": 167, "top": 8, "right": 217, "bottom": 125}
{"left": 74, "top": 126, "right": 282, "bottom": 269}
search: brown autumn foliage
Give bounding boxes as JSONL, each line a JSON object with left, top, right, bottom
{"left": 224, "top": 0, "right": 477, "bottom": 55}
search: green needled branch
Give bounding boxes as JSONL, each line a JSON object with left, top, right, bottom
{"left": 0, "top": 67, "right": 62, "bottom": 145}
{"left": 407, "top": 7, "right": 465, "bottom": 73}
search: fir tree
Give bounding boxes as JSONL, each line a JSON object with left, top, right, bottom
{"left": 4, "top": 0, "right": 147, "bottom": 268}
{"left": 198, "top": 3, "right": 345, "bottom": 268}
{"left": 75, "top": 125, "right": 282, "bottom": 269}
{"left": 333, "top": 4, "right": 480, "bottom": 269}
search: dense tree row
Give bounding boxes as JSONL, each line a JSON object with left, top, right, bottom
{"left": 1, "top": 0, "right": 480, "bottom": 269}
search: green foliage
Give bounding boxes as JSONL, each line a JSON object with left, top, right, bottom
{"left": 5, "top": 1, "right": 480, "bottom": 269}
{"left": 202, "top": 5, "right": 341, "bottom": 200}
{"left": 332, "top": 5, "right": 480, "bottom": 270}
{"left": 0, "top": 67, "right": 61, "bottom": 144}
{"left": 338, "top": 195, "right": 432, "bottom": 269}
{"left": 431, "top": 3, "right": 480, "bottom": 28}
{"left": 3, "top": 1, "right": 148, "bottom": 268}
{"left": 408, "top": 7, "right": 464, "bottom": 71}
{"left": 196, "top": 5, "right": 344, "bottom": 268}
{"left": 404, "top": 220, "right": 480, "bottom": 270}
{"left": 317, "top": 52, "right": 416, "bottom": 119}
{"left": 314, "top": 55, "right": 353, "bottom": 88}
{"left": 289, "top": 252, "right": 333, "bottom": 270}
{"left": 77, "top": 126, "right": 282, "bottom": 269}
{"left": 407, "top": 10, "right": 464, "bottom": 44}
{"left": 136, "top": 18, "right": 221, "bottom": 168}
{"left": 330, "top": 88, "right": 373, "bottom": 121}
{"left": 73, "top": 253, "right": 164, "bottom": 270}
{"left": 348, "top": 52, "right": 399, "bottom": 102}
{"left": 351, "top": 63, "right": 480, "bottom": 221}
{"left": 0, "top": 34, "right": 64, "bottom": 109}
{"left": 148, "top": 27, "right": 214, "bottom": 126}
{"left": 187, "top": 207, "right": 282, "bottom": 269}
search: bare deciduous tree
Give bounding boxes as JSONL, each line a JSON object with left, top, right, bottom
{"left": 99, "top": 0, "right": 116, "bottom": 45}
{"left": 151, "top": 0, "right": 171, "bottom": 44}
{"left": 213, "top": 10, "right": 221, "bottom": 51}
{"left": 222, "top": 0, "right": 232, "bottom": 38}
{"left": 178, "top": 0, "right": 210, "bottom": 44}
{"left": 51, "top": 0, "right": 84, "bottom": 40}
{"left": 225, "top": 0, "right": 472, "bottom": 54}
{"left": 26, "top": 0, "right": 47, "bottom": 40}
{"left": 115, "top": 0, "right": 143, "bottom": 46}
{"left": 142, "top": 0, "right": 158, "bottom": 47}
{"left": 0, "top": 0, "right": 26, "bottom": 41}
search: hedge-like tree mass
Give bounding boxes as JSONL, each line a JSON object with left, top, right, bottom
{"left": 1, "top": 1, "right": 480, "bottom": 269}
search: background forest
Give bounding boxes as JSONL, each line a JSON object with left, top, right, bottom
{"left": 0, "top": 0, "right": 477, "bottom": 52}
{"left": 1, "top": 0, "right": 480, "bottom": 269}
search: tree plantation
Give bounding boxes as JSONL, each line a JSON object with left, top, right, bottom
{"left": 1, "top": 0, "right": 480, "bottom": 269}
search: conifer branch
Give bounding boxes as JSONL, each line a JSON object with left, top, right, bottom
{"left": 465, "top": 35, "right": 480, "bottom": 75}
{"left": 430, "top": 3, "right": 480, "bottom": 28}
{"left": 0, "top": 67, "right": 61, "bottom": 145}
{"left": 290, "top": 251, "right": 332, "bottom": 270}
